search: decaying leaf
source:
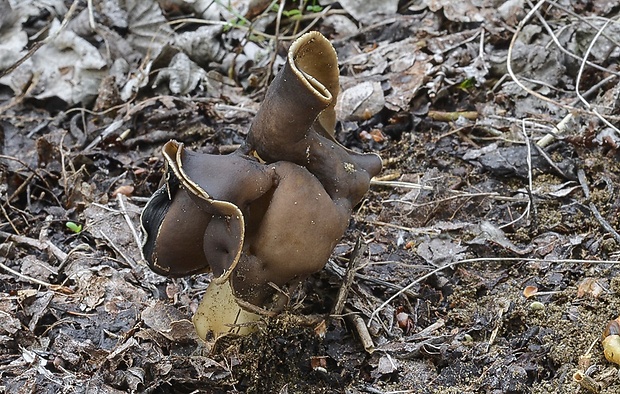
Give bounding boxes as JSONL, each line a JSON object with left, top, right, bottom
{"left": 576, "top": 277, "right": 608, "bottom": 298}
{"left": 336, "top": 81, "right": 384, "bottom": 121}
{"left": 152, "top": 52, "right": 207, "bottom": 95}
{"left": 338, "top": 0, "right": 398, "bottom": 22}
{"left": 417, "top": 237, "right": 467, "bottom": 267}
{"left": 0, "top": 19, "right": 107, "bottom": 104}
{"left": 467, "top": 221, "right": 532, "bottom": 255}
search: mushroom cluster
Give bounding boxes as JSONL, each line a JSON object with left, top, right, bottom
{"left": 140, "top": 31, "right": 382, "bottom": 341}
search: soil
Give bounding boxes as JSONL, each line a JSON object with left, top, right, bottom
{"left": 1, "top": 1, "right": 620, "bottom": 393}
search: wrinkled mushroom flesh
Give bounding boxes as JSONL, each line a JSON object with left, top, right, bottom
{"left": 140, "top": 31, "right": 382, "bottom": 342}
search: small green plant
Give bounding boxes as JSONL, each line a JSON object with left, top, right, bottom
{"left": 271, "top": 0, "right": 323, "bottom": 19}
{"left": 458, "top": 77, "right": 476, "bottom": 91}
{"left": 305, "top": 0, "right": 323, "bottom": 13}
{"left": 66, "top": 221, "right": 83, "bottom": 233}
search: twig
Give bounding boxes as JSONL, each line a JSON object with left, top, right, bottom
{"left": 98, "top": 230, "right": 140, "bottom": 272}
{"left": 166, "top": 7, "right": 333, "bottom": 42}
{"left": 326, "top": 259, "right": 419, "bottom": 298}
{"left": 573, "top": 370, "right": 601, "bottom": 393}
{"left": 367, "top": 221, "right": 441, "bottom": 235}
{"left": 0, "top": 230, "right": 67, "bottom": 262}
{"left": 344, "top": 307, "right": 375, "bottom": 353}
{"left": 545, "top": 0, "right": 620, "bottom": 48}
{"left": 0, "top": 155, "right": 63, "bottom": 207}
{"left": 370, "top": 180, "right": 432, "bottom": 190}
{"left": 427, "top": 111, "right": 478, "bottom": 122}
{"left": 0, "top": 0, "right": 82, "bottom": 79}
{"left": 500, "top": 119, "right": 535, "bottom": 229}
{"left": 577, "top": 169, "right": 620, "bottom": 244}
{"left": 531, "top": 3, "right": 620, "bottom": 78}
{"left": 506, "top": 0, "right": 620, "bottom": 121}
{"left": 332, "top": 237, "right": 365, "bottom": 316}
{"left": 0, "top": 202, "right": 19, "bottom": 234}
{"left": 368, "top": 256, "right": 620, "bottom": 326}
{"left": 0, "top": 260, "right": 73, "bottom": 294}
{"left": 574, "top": 18, "right": 620, "bottom": 137}
{"left": 116, "top": 194, "right": 142, "bottom": 250}
{"left": 86, "top": 0, "right": 96, "bottom": 30}
{"left": 537, "top": 74, "right": 617, "bottom": 147}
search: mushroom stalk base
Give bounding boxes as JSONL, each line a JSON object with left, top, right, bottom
{"left": 193, "top": 280, "right": 260, "bottom": 341}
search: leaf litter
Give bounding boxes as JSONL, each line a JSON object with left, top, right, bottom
{"left": 1, "top": 0, "right": 620, "bottom": 393}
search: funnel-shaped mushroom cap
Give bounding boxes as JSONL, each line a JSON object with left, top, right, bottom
{"left": 247, "top": 31, "right": 338, "bottom": 161}
{"left": 140, "top": 140, "right": 276, "bottom": 281}
{"left": 246, "top": 31, "right": 382, "bottom": 208}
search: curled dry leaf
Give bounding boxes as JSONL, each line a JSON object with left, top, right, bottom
{"left": 523, "top": 285, "right": 538, "bottom": 298}
{"left": 112, "top": 185, "right": 134, "bottom": 198}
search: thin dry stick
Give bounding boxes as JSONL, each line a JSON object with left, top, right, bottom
{"left": 368, "top": 221, "right": 441, "bottom": 235}
{"left": 332, "top": 237, "right": 365, "bottom": 316}
{"left": 577, "top": 169, "right": 620, "bottom": 244}
{"left": 370, "top": 180, "right": 431, "bottom": 190}
{"left": 328, "top": 259, "right": 420, "bottom": 297}
{"left": 531, "top": 3, "right": 620, "bottom": 78}
{"left": 545, "top": 0, "right": 620, "bottom": 48}
{"left": 98, "top": 230, "right": 140, "bottom": 271}
{"left": 0, "top": 155, "right": 63, "bottom": 207}
{"left": 537, "top": 74, "right": 618, "bottom": 147}
{"left": 0, "top": 260, "right": 73, "bottom": 294}
{"left": 0, "top": 230, "right": 67, "bottom": 262}
{"left": 0, "top": 203, "right": 19, "bottom": 234}
{"left": 574, "top": 18, "right": 620, "bottom": 137}
{"left": 500, "top": 120, "right": 534, "bottom": 229}
{"left": 263, "top": 0, "right": 286, "bottom": 85}
{"left": 0, "top": 0, "right": 82, "bottom": 79}
{"left": 116, "top": 194, "right": 142, "bottom": 250}
{"left": 506, "top": 0, "right": 620, "bottom": 121}
{"left": 166, "top": 6, "right": 332, "bottom": 42}
{"left": 344, "top": 307, "right": 375, "bottom": 353}
{"left": 0, "top": 261, "right": 52, "bottom": 288}
{"left": 507, "top": 0, "right": 578, "bottom": 112}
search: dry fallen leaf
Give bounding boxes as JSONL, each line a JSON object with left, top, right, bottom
{"left": 576, "top": 277, "right": 607, "bottom": 298}
{"left": 523, "top": 285, "right": 538, "bottom": 298}
{"left": 112, "top": 185, "right": 135, "bottom": 198}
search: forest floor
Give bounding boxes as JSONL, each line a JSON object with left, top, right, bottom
{"left": 1, "top": 0, "right": 620, "bottom": 393}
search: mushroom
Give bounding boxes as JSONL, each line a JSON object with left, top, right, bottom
{"left": 247, "top": 31, "right": 382, "bottom": 206}
{"left": 140, "top": 31, "right": 382, "bottom": 342}
{"left": 140, "top": 140, "right": 276, "bottom": 281}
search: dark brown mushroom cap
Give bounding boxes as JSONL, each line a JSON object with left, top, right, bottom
{"left": 230, "top": 161, "right": 351, "bottom": 305}
{"left": 140, "top": 140, "right": 276, "bottom": 281}
{"left": 246, "top": 31, "right": 382, "bottom": 208}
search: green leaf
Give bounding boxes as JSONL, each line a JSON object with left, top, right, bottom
{"left": 458, "top": 78, "right": 475, "bottom": 90}
{"left": 283, "top": 9, "right": 301, "bottom": 17}
{"left": 66, "top": 221, "right": 83, "bottom": 233}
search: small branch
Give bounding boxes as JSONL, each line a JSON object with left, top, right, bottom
{"left": 0, "top": 230, "right": 67, "bottom": 262}
{"left": 344, "top": 307, "right": 375, "bottom": 353}
{"left": 332, "top": 237, "right": 365, "bottom": 316}
{"left": 116, "top": 194, "right": 142, "bottom": 250}
{"left": 0, "top": 260, "right": 73, "bottom": 294}
{"left": 0, "top": 0, "right": 82, "bottom": 79}
{"left": 428, "top": 111, "right": 478, "bottom": 122}
{"left": 577, "top": 169, "right": 620, "bottom": 244}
